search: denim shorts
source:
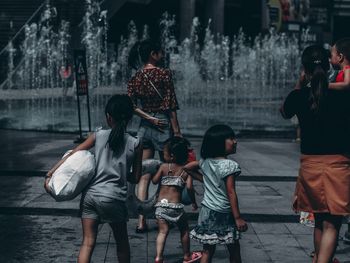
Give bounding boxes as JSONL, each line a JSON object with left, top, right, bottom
{"left": 137, "top": 112, "right": 172, "bottom": 152}
{"left": 80, "top": 193, "right": 128, "bottom": 223}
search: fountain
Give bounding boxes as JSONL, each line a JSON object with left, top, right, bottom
{"left": 0, "top": 0, "right": 301, "bottom": 135}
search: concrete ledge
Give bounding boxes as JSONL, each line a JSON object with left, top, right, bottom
{"left": 0, "top": 206, "right": 301, "bottom": 222}
{"left": 0, "top": 170, "right": 298, "bottom": 181}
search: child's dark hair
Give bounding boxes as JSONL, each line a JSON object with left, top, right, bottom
{"left": 301, "top": 45, "right": 329, "bottom": 114}
{"left": 201, "top": 124, "right": 235, "bottom": 159}
{"left": 335, "top": 38, "right": 350, "bottom": 62}
{"left": 128, "top": 40, "right": 162, "bottom": 70}
{"left": 164, "top": 136, "right": 189, "bottom": 165}
{"left": 105, "top": 94, "right": 134, "bottom": 153}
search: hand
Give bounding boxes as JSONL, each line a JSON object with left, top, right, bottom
{"left": 44, "top": 176, "right": 51, "bottom": 194}
{"left": 149, "top": 117, "right": 168, "bottom": 132}
{"left": 173, "top": 131, "right": 182, "bottom": 137}
{"left": 191, "top": 202, "right": 198, "bottom": 211}
{"left": 235, "top": 217, "right": 248, "bottom": 232}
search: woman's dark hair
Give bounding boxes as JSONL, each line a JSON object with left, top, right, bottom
{"left": 301, "top": 45, "right": 330, "bottom": 114}
{"left": 128, "top": 40, "right": 162, "bottom": 70}
{"left": 335, "top": 38, "right": 350, "bottom": 62}
{"left": 164, "top": 136, "right": 189, "bottom": 165}
{"left": 201, "top": 124, "right": 236, "bottom": 159}
{"left": 105, "top": 94, "right": 134, "bottom": 153}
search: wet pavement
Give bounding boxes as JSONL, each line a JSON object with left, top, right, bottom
{"left": 0, "top": 129, "right": 350, "bottom": 262}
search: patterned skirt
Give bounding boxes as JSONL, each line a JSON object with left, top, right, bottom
{"left": 155, "top": 201, "right": 185, "bottom": 223}
{"left": 190, "top": 205, "right": 240, "bottom": 245}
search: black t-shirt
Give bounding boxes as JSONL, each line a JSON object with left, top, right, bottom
{"left": 282, "top": 88, "right": 350, "bottom": 154}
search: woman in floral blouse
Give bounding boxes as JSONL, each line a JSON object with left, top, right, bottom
{"left": 128, "top": 40, "right": 182, "bottom": 233}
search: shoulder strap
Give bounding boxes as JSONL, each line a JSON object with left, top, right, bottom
{"left": 167, "top": 163, "right": 173, "bottom": 176}
{"left": 141, "top": 70, "right": 164, "bottom": 100}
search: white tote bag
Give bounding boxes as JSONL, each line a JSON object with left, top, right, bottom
{"left": 48, "top": 150, "right": 95, "bottom": 201}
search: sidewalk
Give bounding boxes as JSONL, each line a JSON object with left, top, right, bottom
{"left": 0, "top": 129, "right": 350, "bottom": 262}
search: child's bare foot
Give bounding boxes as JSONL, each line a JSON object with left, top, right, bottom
{"left": 155, "top": 257, "right": 164, "bottom": 263}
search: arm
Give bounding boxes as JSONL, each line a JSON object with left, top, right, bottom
{"left": 225, "top": 175, "right": 248, "bottom": 232}
{"left": 134, "top": 107, "right": 168, "bottom": 130}
{"left": 152, "top": 164, "right": 165, "bottom": 184}
{"left": 185, "top": 175, "right": 198, "bottom": 210}
{"left": 280, "top": 90, "right": 298, "bottom": 119}
{"left": 294, "top": 70, "right": 306, "bottom": 90}
{"left": 183, "top": 161, "right": 203, "bottom": 182}
{"left": 169, "top": 110, "right": 181, "bottom": 137}
{"left": 44, "top": 133, "right": 96, "bottom": 192}
{"left": 164, "top": 69, "right": 181, "bottom": 136}
{"left": 127, "top": 142, "right": 143, "bottom": 184}
{"left": 329, "top": 69, "right": 350, "bottom": 90}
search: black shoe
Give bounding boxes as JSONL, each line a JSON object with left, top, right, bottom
{"left": 135, "top": 225, "right": 148, "bottom": 233}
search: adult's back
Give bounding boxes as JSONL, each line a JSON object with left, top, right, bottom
{"left": 281, "top": 44, "right": 350, "bottom": 263}
{"left": 283, "top": 88, "right": 350, "bottom": 154}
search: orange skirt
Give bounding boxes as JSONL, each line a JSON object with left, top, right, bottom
{"left": 293, "top": 154, "right": 350, "bottom": 215}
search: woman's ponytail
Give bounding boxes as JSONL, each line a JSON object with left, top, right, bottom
{"left": 309, "top": 64, "right": 328, "bottom": 113}
{"left": 301, "top": 45, "right": 330, "bottom": 115}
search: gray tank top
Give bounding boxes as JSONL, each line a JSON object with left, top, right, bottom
{"left": 86, "top": 129, "right": 139, "bottom": 201}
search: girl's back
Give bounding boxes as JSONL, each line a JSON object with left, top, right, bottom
{"left": 87, "top": 129, "right": 139, "bottom": 201}
{"left": 156, "top": 163, "right": 187, "bottom": 203}
{"left": 200, "top": 158, "right": 241, "bottom": 213}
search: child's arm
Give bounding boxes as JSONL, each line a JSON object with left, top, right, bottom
{"left": 128, "top": 142, "right": 143, "bottom": 184}
{"left": 329, "top": 69, "right": 350, "bottom": 90}
{"left": 185, "top": 176, "right": 198, "bottom": 210}
{"left": 294, "top": 70, "right": 306, "bottom": 90}
{"left": 225, "top": 175, "right": 248, "bottom": 232}
{"left": 152, "top": 164, "right": 165, "bottom": 184}
{"left": 183, "top": 161, "right": 204, "bottom": 182}
{"left": 44, "top": 133, "right": 96, "bottom": 192}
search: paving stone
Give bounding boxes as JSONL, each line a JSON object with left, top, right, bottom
{"left": 1, "top": 130, "right": 350, "bottom": 262}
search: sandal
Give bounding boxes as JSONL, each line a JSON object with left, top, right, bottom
{"left": 183, "top": 251, "right": 202, "bottom": 263}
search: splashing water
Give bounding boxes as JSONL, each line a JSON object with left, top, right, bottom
{"left": 0, "top": 0, "right": 301, "bottom": 134}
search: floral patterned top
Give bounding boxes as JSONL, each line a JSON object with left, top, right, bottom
{"left": 127, "top": 67, "right": 179, "bottom": 113}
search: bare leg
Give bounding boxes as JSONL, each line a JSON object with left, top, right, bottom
{"left": 110, "top": 222, "right": 130, "bottom": 263}
{"left": 155, "top": 219, "right": 169, "bottom": 261}
{"left": 227, "top": 241, "right": 242, "bottom": 263}
{"left": 313, "top": 216, "right": 323, "bottom": 263}
{"left": 200, "top": 244, "right": 216, "bottom": 263}
{"left": 316, "top": 214, "right": 342, "bottom": 263}
{"left": 78, "top": 218, "right": 99, "bottom": 263}
{"left": 137, "top": 148, "right": 154, "bottom": 229}
{"left": 177, "top": 217, "right": 191, "bottom": 260}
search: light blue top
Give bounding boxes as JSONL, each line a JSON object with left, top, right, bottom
{"left": 199, "top": 158, "right": 241, "bottom": 213}
{"left": 86, "top": 129, "right": 139, "bottom": 201}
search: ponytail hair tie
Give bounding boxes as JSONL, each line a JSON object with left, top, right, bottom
{"left": 313, "top": 60, "right": 321, "bottom": 65}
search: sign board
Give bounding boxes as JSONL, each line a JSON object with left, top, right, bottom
{"left": 74, "top": 50, "right": 89, "bottom": 96}
{"left": 267, "top": 0, "right": 282, "bottom": 30}
{"left": 73, "top": 50, "right": 92, "bottom": 142}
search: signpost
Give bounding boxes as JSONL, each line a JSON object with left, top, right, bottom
{"left": 73, "top": 50, "right": 91, "bottom": 143}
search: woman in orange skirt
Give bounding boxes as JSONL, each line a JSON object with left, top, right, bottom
{"left": 281, "top": 45, "right": 350, "bottom": 263}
